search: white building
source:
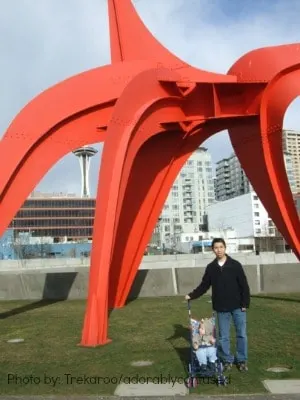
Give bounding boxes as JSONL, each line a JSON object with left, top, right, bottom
{"left": 158, "top": 147, "right": 215, "bottom": 247}
{"left": 169, "top": 228, "right": 255, "bottom": 254}
{"left": 206, "top": 192, "right": 276, "bottom": 239}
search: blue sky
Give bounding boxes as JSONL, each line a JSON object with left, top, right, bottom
{"left": 1, "top": 0, "right": 299, "bottom": 196}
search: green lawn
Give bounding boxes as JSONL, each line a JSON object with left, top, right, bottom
{"left": 0, "top": 293, "right": 299, "bottom": 395}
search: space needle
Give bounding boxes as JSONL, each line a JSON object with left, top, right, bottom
{"left": 73, "top": 145, "right": 98, "bottom": 198}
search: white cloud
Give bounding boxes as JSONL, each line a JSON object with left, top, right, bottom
{"left": 1, "top": 0, "right": 299, "bottom": 196}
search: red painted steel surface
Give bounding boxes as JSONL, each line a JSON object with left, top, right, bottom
{"left": 0, "top": 0, "right": 299, "bottom": 346}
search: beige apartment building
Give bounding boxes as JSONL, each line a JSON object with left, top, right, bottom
{"left": 283, "top": 130, "right": 300, "bottom": 193}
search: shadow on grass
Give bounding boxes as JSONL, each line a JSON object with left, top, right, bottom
{"left": 167, "top": 323, "right": 191, "bottom": 373}
{"left": 0, "top": 272, "right": 77, "bottom": 319}
{"left": 0, "top": 299, "right": 62, "bottom": 319}
{"left": 125, "top": 270, "right": 148, "bottom": 305}
{"left": 251, "top": 294, "right": 300, "bottom": 303}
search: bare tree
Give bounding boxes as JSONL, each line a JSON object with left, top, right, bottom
{"left": 12, "top": 234, "right": 52, "bottom": 260}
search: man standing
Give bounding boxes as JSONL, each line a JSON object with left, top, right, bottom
{"left": 185, "top": 238, "right": 250, "bottom": 371}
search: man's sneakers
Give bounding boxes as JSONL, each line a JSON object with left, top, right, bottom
{"left": 223, "top": 361, "right": 248, "bottom": 372}
{"left": 237, "top": 361, "right": 248, "bottom": 372}
{"left": 223, "top": 362, "right": 233, "bottom": 371}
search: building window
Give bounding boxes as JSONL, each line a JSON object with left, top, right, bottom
{"left": 238, "top": 244, "right": 254, "bottom": 251}
{"left": 254, "top": 212, "right": 260, "bottom": 217}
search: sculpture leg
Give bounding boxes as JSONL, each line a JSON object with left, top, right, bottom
{"left": 228, "top": 120, "right": 300, "bottom": 259}
{"left": 228, "top": 65, "right": 300, "bottom": 259}
{"left": 108, "top": 129, "right": 191, "bottom": 308}
{"left": 80, "top": 67, "right": 184, "bottom": 346}
{"left": 258, "top": 65, "right": 300, "bottom": 257}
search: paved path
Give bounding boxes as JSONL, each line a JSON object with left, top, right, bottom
{"left": 0, "top": 395, "right": 300, "bottom": 400}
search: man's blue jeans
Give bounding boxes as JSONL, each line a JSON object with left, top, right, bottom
{"left": 216, "top": 308, "right": 247, "bottom": 364}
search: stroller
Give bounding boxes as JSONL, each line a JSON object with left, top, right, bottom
{"left": 185, "top": 300, "right": 229, "bottom": 388}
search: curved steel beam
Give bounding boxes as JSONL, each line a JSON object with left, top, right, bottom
{"left": 259, "top": 64, "right": 300, "bottom": 255}
{"left": 0, "top": 108, "right": 106, "bottom": 235}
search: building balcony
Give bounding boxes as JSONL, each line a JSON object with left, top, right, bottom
{"left": 184, "top": 219, "right": 194, "bottom": 223}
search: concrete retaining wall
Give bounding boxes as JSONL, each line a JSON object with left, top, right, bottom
{"left": 0, "top": 259, "right": 299, "bottom": 301}
{"left": 0, "top": 251, "right": 298, "bottom": 271}
{"left": 261, "top": 263, "right": 300, "bottom": 293}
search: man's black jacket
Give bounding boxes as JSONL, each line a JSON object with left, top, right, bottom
{"left": 188, "top": 255, "right": 250, "bottom": 312}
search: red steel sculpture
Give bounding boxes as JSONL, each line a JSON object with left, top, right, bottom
{"left": 0, "top": 0, "right": 299, "bottom": 346}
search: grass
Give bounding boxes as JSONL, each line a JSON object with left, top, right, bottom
{"left": 0, "top": 293, "right": 300, "bottom": 395}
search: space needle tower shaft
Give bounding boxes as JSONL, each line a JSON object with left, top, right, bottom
{"left": 73, "top": 145, "right": 98, "bottom": 198}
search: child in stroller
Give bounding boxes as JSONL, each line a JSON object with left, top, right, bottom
{"left": 186, "top": 301, "right": 228, "bottom": 388}
{"left": 192, "top": 317, "right": 218, "bottom": 372}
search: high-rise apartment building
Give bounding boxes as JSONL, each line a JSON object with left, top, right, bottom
{"left": 158, "top": 147, "right": 215, "bottom": 246}
{"left": 215, "top": 152, "right": 297, "bottom": 201}
{"left": 215, "top": 155, "right": 251, "bottom": 201}
{"left": 282, "top": 130, "right": 300, "bottom": 193}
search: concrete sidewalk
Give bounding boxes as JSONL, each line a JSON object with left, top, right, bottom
{"left": 1, "top": 395, "right": 300, "bottom": 400}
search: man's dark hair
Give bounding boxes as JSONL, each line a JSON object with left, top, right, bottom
{"left": 211, "top": 238, "right": 226, "bottom": 249}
